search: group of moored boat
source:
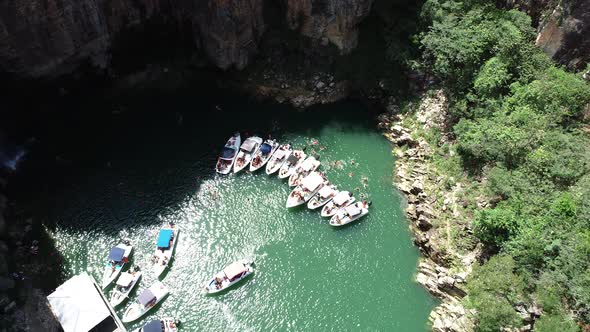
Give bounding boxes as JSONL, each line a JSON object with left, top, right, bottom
{"left": 99, "top": 221, "right": 253, "bottom": 331}
{"left": 216, "top": 133, "right": 371, "bottom": 227}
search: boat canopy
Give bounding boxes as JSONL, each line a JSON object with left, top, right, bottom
{"left": 108, "top": 247, "right": 125, "bottom": 262}
{"left": 138, "top": 289, "right": 156, "bottom": 306}
{"left": 142, "top": 320, "right": 162, "bottom": 332}
{"left": 333, "top": 191, "right": 351, "bottom": 205}
{"left": 47, "top": 273, "right": 124, "bottom": 332}
{"left": 223, "top": 262, "right": 246, "bottom": 281}
{"left": 301, "top": 172, "right": 324, "bottom": 191}
{"left": 301, "top": 158, "right": 315, "bottom": 171}
{"left": 157, "top": 229, "right": 173, "bottom": 248}
{"left": 220, "top": 146, "right": 236, "bottom": 160}
{"left": 286, "top": 154, "right": 299, "bottom": 164}
{"left": 116, "top": 273, "right": 134, "bottom": 287}
{"left": 318, "top": 186, "right": 334, "bottom": 198}
{"left": 241, "top": 138, "right": 258, "bottom": 152}
{"left": 260, "top": 143, "right": 272, "bottom": 154}
{"left": 345, "top": 204, "right": 362, "bottom": 217}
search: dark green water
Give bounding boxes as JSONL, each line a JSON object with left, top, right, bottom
{"left": 18, "top": 94, "right": 437, "bottom": 330}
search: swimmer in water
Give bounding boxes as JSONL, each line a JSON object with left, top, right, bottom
{"left": 349, "top": 172, "right": 354, "bottom": 177}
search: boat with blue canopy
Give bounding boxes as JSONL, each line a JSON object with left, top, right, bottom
{"left": 216, "top": 133, "right": 241, "bottom": 175}
{"left": 250, "top": 139, "right": 279, "bottom": 172}
{"left": 151, "top": 223, "right": 180, "bottom": 278}
{"left": 135, "top": 318, "right": 179, "bottom": 332}
{"left": 100, "top": 239, "right": 133, "bottom": 289}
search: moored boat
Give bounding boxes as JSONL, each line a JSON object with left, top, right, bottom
{"left": 122, "top": 281, "right": 169, "bottom": 323}
{"left": 250, "top": 139, "right": 279, "bottom": 172}
{"left": 110, "top": 267, "right": 142, "bottom": 307}
{"left": 321, "top": 191, "right": 355, "bottom": 217}
{"left": 215, "top": 133, "right": 241, "bottom": 175}
{"left": 151, "top": 223, "right": 179, "bottom": 278}
{"left": 288, "top": 156, "right": 320, "bottom": 187}
{"left": 233, "top": 136, "right": 263, "bottom": 173}
{"left": 329, "top": 201, "right": 371, "bottom": 226}
{"left": 265, "top": 144, "right": 292, "bottom": 175}
{"left": 286, "top": 172, "right": 328, "bottom": 208}
{"left": 135, "top": 318, "right": 180, "bottom": 332}
{"left": 278, "top": 149, "right": 306, "bottom": 179}
{"left": 101, "top": 239, "right": 133, "bottom": 289}
{"left": 203, "top": 259, "right": 254, "bottom": 294}
{"left": 307, "top": 184, "right": 337, "bottom": 209}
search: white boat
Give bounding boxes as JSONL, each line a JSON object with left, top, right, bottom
{"left": 101, "top": 239, "right": 133, "bottom": 289}
{"left": 215, "top": 133, "right": 241, "bottom": 175}
{"left": 151, "top": 223, "right": 180, "bottom": 278}
{"left": 321, "top": 191, "right": 356, "bottom": 217}
{"left": 233, "top": 136, "right": 263, "bottom": 173}
{"left": 203, "top": 259, "right": 254, "bottom": 294}
{"left": 265, "top": 144, "right": 292, "bottom": 175}
{"left": 110, "top": 267, "right": 142, "bottom": 307}
{"left": 122, "top": 281, "right": 169, "bottom": 323}
{"left": 329, "top": 201, "right": 371, "bottom": 226}
{"left": 278, "top": 150, "right": 306, "bottom": 179}
{"left": 286, "top": 172, "right": 328, "bottom": 208}
{"left": 307, "top": 184, "right": 337, "bottom": 209}
{"left": 250, "top": 139, "right": 279, "bottom": 172}
{"left": 288, "top": 156, "right": 320, "bottom": 187}
{"left": 135, "top": 318, "right": 179, "bottom": 332}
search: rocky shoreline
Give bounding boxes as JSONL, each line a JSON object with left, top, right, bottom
{"left": 378, "top": 91, "right": 478, "bottom": 332}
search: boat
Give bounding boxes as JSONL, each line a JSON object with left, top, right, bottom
{"left": 329, "top": 201, "right": 371, "bottom": 226}
{"left": 233, "top": 136, "right": 263, "bottom": 173}
{"left": 250, "top": 139, "right": 279, "bottom": 172}
{"left": 110, "top": 267, "right": 142, "bottom": 307}
{"left": 101, "top": 239, "right": 133, "bottom": 289}
{"left": 135, "top": 318, "right": 180, "bottom": 332}
{"left": 321, "top": 191, "right": 356, "bottom": 217}
{"left": 286, "top": 172, "right": 328, "bottom": 208}
{"left": 265, "top": 144, "right": 292, "bottom": 175}
{"left": 151, "top": 223, "right": 180, "bottom": 278}
{"left": 121, "top": 281, "right": 169, "bottom": 323}
{"left": 288, "top": 156, "right": 320, "bottom": 187}
{"left": 203, "top": 259, "right": 254, "bottom": 294}
{"left": 307, "top": 184, "right": 337, "bottom": 209}
{"left": 278, "top": 149, "right": 306, "bottom": 179}
{"left": 215, "top": 133, "right": 241, "bottom": 175}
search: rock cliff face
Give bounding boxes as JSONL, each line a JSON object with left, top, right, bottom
{"left": 506, "top": 0, "right": 590, "bottom": 70}
{"left": 0, "top": 0, "right": 373, "bottom": 78}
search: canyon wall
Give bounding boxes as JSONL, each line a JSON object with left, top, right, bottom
{"left": 0, "top": 0, "right": 373, "bottom": 78}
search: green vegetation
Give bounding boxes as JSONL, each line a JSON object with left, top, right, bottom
{"left": 415, "top": 0, "right": 590, "bottom": 329}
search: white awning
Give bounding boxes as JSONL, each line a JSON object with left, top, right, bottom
{"left": 301, "top": 172, "right": 324, "bottom": 191}
{"left": 345, "top": 204, "right": 361, "bottom": 216}
{"left": 333, "top": 191, "right": 351, "bottom": 205}
{"left": 318, "top": 186, "right": 334, "bottom": 198}
{"left": 47, "top": 273, "right": 126, "bottom": 332}
{"left": 116, "top": 273, "right": 134, "bottom": 287}
{"left": 241, "top": 138, "right": 259, "bottom": 152}
{"left": 301, "top": 157, "right": 316, "bottom": 171}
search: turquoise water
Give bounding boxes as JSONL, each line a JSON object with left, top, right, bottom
{"left": 29, "top": 99, "right": 436, "bottom": 331}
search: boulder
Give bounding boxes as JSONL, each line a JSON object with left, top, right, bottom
{"left": 417, "top": 215, "right": 433, "bottom": 230}
{"left": 410, "top": 180, "right": 424, "bottom": 195}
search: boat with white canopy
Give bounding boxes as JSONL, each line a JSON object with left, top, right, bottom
{"left": 250, "top": 139, "right": 279, "bottom": 172}
{"left": 278, "top": 149, "right": 306, "bottom": 179}
{"left": 135, "top": 318, "right": 179, "bottom": 332}
{"left": 286, "top": 172, "right": 328, "bottom": 208}
{"left": 110, "top": 267, "right": 142, "bottom": 307}
{"left": 266, "top": 144, "right": 292, "bottom": 175}
{"left": 288, "top": 156, "right": 320, "bottom": 187}
{"left": 233, "top": 136, "right": 263, "bottom": 173}
{"left": 307, "top": 184, "right": 337, "bottom": 209}
{"left": 122, "top": 281, "right": 169, "bottom": 323}
{"left": 203, "top": 259, "right": 254, "bottom": 294}
{"left": 100, "top": 239, "right": 133, "bottom": 289}
{"left": 329, "top": 201, "right": 371, "bottom": 226}
{"left": 215, "top": 133, "right": 241, "bottom": 175}
{"left": 321, "top": 191, "right": 355, "bottom": 217}
{"left": 151, "top": 223, "right": 179, "bottom": 278}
